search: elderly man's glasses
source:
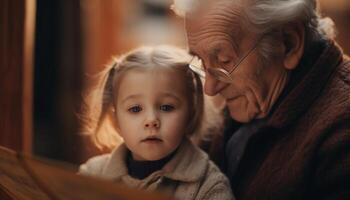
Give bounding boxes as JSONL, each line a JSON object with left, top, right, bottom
{"left": 189, "top": 38, "right": 261, "bottom": 83}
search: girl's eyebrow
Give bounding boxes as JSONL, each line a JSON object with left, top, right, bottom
{"left": 120, "top": 93, "right": 182, "bottom": 104}
{"left": 121, "top": 94, "right": 142, "bottom": 104}
{"left": 161, "top": 92, "right": 182, "bottom": 103}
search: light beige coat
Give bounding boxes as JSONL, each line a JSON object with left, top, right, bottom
{"left": 79, "top": 138, "right": 234, "bottom": 200}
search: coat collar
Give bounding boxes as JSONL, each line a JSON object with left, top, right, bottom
{"left": 267, "top": 39, "right": 343, "bottom": 128}
{"left": 161, "top": 138, "right": 208, "bottom": 182}
{"left": 101, "top": 138, "right": 209, "bottom": 183}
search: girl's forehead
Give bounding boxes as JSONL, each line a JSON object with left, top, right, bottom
{"left": 117, "top": 66, "right": 190, "bottom": 95}
{"left": 123, "top": 66, "right": 186, "bottom": 78}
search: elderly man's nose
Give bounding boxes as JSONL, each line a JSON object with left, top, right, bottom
{"left": 204, "top": 75, "right": 221, "bottom": 96}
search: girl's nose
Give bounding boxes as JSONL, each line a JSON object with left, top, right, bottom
{"left": 144, "top": 119, "right": 160, "bottom": 128}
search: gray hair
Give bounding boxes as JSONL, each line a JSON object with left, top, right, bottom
{"left": 172, "top": 0, "right": 336, "bottom": 62}
{"left": 80, "top": 45, "right": 204, "bottom": 149}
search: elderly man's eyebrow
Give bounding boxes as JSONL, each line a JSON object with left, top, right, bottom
{"left": 209, "top": 47, "right": 220, "bottom": 58}
{"left": 188, "top": 49, "right": 198, "bottom": 56}
{"left": 189, "top": 47, "right": 219, "bottom": 58}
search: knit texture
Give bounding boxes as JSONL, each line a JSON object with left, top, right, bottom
{"left": 79, "top": 138, "right": 234, "bottom": 200}
{"left": 226, "top": 40, "right": 350, "bottom": 200}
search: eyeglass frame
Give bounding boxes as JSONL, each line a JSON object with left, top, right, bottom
{"left": 188, "top": 36, "right": 263, "bottom": 83}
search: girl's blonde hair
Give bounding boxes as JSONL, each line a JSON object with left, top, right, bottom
{"left": 80, "top": 45, "right": 204, "bottom": 150}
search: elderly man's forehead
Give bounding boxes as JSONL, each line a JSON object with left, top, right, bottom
{"left": 186, "top": 1, "right": 243, "bottom": 30}
{"left": 185, "top": 1, "right": 243, "bottom": 46}
{"left": 187, "top": 0, "right": 242, "bottom": 16}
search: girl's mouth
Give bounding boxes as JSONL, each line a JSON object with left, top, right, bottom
{"left": 141, "top": 137, "right": 163, "bottom": 143}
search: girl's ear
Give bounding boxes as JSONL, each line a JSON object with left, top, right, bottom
{"left": 282, "top": 22, "right": 305, "bottom": 70}
{"left": 109, "top": 107, "right": 121, "bottom": 132}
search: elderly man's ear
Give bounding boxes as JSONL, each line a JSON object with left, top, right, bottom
{"left": 281, "top": 22, "right": 305, "bottom": 70}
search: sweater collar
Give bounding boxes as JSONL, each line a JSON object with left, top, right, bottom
{"left": 101, "top": 138, "right": 208, "bottom": 183}
{"left": 267, "top": 39, "right": 343, "bottom": 128}
{"left": 161, "top": 138, "right": 208, "bottom": 182}
{"left": 127, "top": 148, "right": 176, "bottom": 180}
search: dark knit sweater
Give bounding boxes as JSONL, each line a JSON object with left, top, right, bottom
{"left": 127, "top": 150, "right": 176, "bottom": 180}
{"left": 224, "top": 39, "right": 350, "bottom": 200}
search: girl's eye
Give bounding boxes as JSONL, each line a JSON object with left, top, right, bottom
{"left": 160, "top": 105, "right": 174, "bottom": 112}
{"left": 128, "top": 106, "right": 142, "bottom": 113}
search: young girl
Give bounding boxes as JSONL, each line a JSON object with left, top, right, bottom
{"left": 79, "top": 45, "right": 233, "bottom": 200}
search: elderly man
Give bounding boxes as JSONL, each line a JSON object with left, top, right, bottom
{"left": 172, "top": 0, "right": 350, "bottom": 199}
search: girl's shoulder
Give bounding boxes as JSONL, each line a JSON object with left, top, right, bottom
{"left": 78, "top": 143, "right": 128, "bottom": 179}
{"left": 173, "top": 140, "right": 234, "bottom": 199}
{"left": 205, "top": 160, "right": 231, "bottom": 185}
{"left": 78, "top": 153, "right": 112, "bottom": 176}
{"left": 195, "top": 160, "right": 233, "bottom": 200}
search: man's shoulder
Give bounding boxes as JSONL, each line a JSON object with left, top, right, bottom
{"left": 299, "top": 56, "right": 350, "bottom": 147}
{"left": 309, "top": 56, "right": 350, "bottom": 121}
{"left": 336, "top": 55, "right": 350, "bottom": 86}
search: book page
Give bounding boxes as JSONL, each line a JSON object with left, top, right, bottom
{"left": 0, "top": 146, "right": 50, "bottom": 200}
{"left": 21, "top": 153, "right": 171, "bottom": 200}
{"left": 0, "top": 145, "right": 170, "bottom": 200}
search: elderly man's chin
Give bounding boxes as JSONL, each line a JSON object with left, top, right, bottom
{"left": 227, "top": 98, "right": 265, "bottom": 123}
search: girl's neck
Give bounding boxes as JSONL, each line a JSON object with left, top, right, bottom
{"left": 126, "top": 149, "right": 177, "bottom": 180}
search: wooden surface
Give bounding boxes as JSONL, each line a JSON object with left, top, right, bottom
{"left": 0, "top": 146, "right": 171, "bottom": 200}
{"left": 32, "top": 0, "right": 88, "bottom": 164}
{"left": 319, "top": 0, "right": 350, "bottom": 54}
{"left": 0, "top": 0, "right": 35, "bottom": 153}
{"left": 79, "top": 0, "right": 125, "bottom": 161}
{"left": 319, "top": 0, "right": 350, "bottom": 11}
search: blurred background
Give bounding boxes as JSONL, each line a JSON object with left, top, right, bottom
{"left": 1, "top": 0, "right": 350, "bottom": 164}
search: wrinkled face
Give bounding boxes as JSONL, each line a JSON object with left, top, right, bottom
{"left": 186, "top": 2, "right": 289, "bottom": 122}
{"left": 114, "top": 67, "right": 190, "bottom": 161}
